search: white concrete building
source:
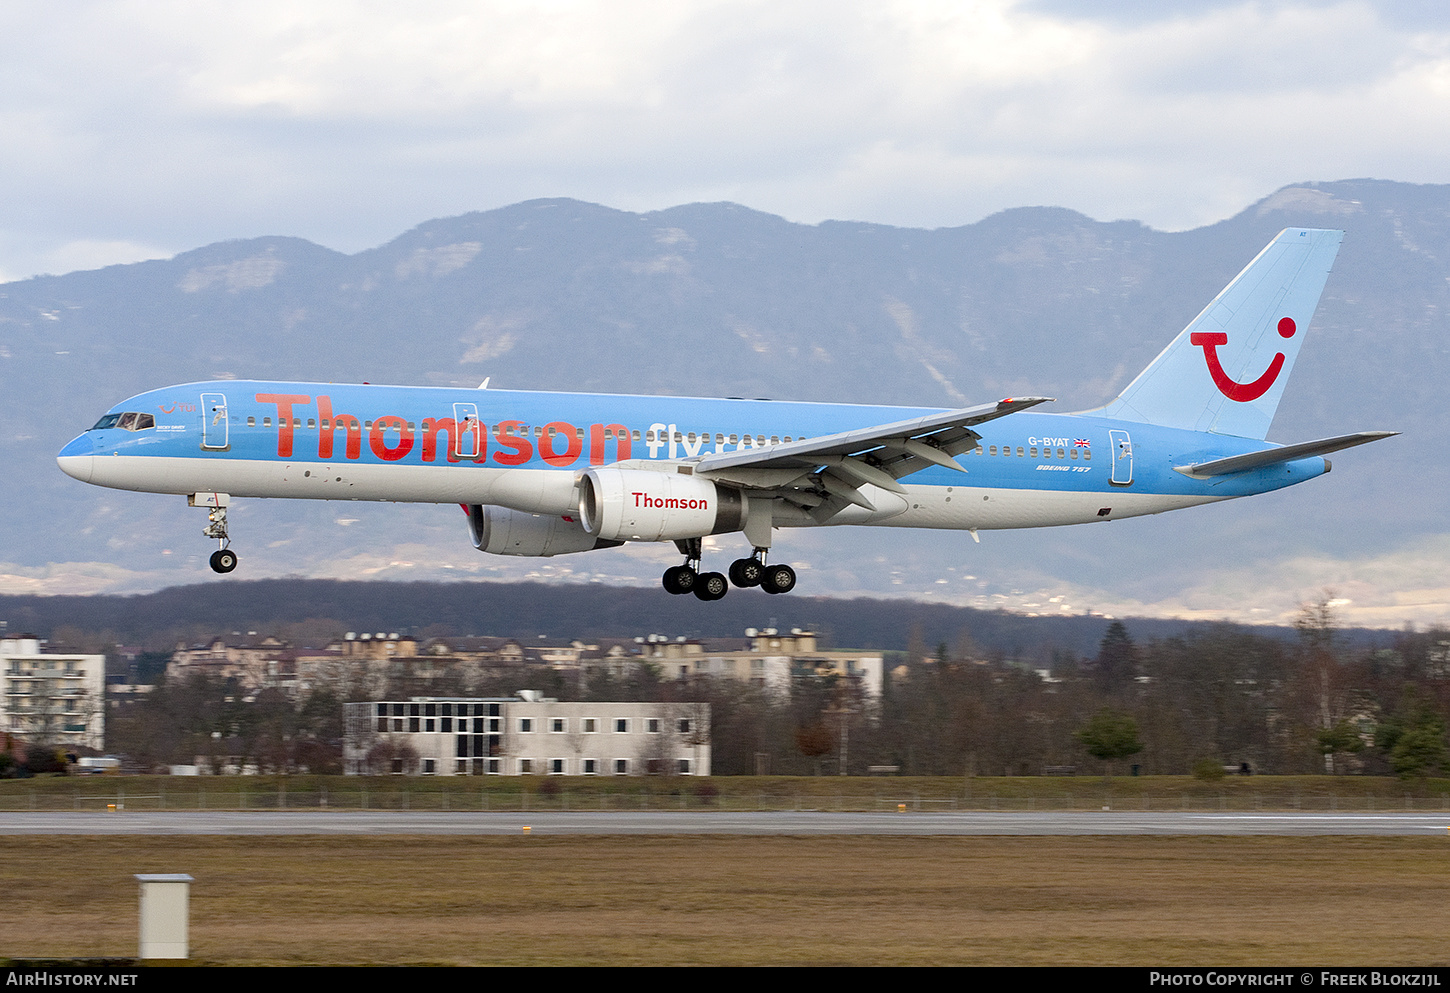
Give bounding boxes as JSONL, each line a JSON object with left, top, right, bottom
{"left": 343, "top": 693, "right": 710, "bottom": 776}
{"left": 1, "top": 635, "right": 105, "bottom": 751}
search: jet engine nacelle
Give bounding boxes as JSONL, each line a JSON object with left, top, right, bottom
{"left": 578, "top": 467, "right": 743, "bottom": 542}
{"left": 466, "top": 504, "right": 623, "bottom": 557}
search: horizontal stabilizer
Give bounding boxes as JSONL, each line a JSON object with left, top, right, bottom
{"left": 1175, "top": 431, "right": 1397, "bottom": 478}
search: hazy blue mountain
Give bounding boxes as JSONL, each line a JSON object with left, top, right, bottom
{"left": 1, "top": 181, "right": 1440, "bottom": 624}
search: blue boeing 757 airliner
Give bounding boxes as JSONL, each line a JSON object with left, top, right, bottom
{"left": 58, "top": 228, "right": 1394, "bottom": 600}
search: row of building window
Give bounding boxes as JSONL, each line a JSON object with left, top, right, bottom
{"left": 375, "top": 702, "right": 499, "bottom": 717}
{"left": 407, "top": 757, "right": 693, "bottom": 775}
{"left": 377, "top": 716, "right": 691, "bottom": 734}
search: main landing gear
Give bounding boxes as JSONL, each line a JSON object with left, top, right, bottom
{"left": 661, "top": 539, "right": 797, "bottom": 601}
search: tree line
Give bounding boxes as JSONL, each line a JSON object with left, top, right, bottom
{"left": 80, "top": 600, "right": 1450, "bottom": 780}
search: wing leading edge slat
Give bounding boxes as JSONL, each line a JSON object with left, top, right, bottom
{"left": 693, "top": 397, "right": 1053, "bottom": 481}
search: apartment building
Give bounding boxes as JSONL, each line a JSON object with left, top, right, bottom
{"left": 1, "top": 635, "right": 105, "bottom": 751}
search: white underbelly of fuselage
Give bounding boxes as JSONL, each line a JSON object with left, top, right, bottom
{"left": 74, "top": 454, "right": 1225, "bottom": 532}
{"left": 74, "top": 454, "right": 584, "bottom": 515}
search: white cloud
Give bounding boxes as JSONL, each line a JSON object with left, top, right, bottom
{"left": 2, "top": 0, "right": 1450, "bottom": 278}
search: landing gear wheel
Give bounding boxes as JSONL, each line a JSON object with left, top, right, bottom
{"left": 662, "top": 564, "right": 697, "bottom": 595}
{"left": 729, "top": 557, "right": 764, "bottom": 588}
{"left": 762, "top": 563, "right": 796, "bottom": 595}
{"left": 693, "top": 571, "right": 729, "bottom": 601}
{"left": 209, "top": 549, "right": 238, "bottom": 574}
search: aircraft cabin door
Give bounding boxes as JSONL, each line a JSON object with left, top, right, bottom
{"left": 201, "top": 393, "right": 229, "bottom": 451}
{"left": 1108, "top": 429, "right": 1133, "bottom": 486}
{"left": 453, "top": 403, "right": 481, "bottom": 459}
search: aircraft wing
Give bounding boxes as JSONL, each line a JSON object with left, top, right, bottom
{"left": 691, "top": 397, "right": 1052, "bottom": 513}
{"left": 1175, "top": 431, "right": 1398, "bottom": 479}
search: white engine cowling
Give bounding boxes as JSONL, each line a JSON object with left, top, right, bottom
{"left": 578, "top": 467, "right": 743, "bottom": 542}
{"left": 466, "top": 504, "right": 624, "bottom": 557}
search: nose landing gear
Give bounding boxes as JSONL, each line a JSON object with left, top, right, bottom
{"left": 190, "top": 492, "right": 238, "bottom": 574}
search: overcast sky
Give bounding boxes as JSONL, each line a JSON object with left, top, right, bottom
{"left": 3, "top": 0, "right": 1450, "bottom": 283}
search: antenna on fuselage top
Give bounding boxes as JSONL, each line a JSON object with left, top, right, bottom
{"left": 478, "top": 378, "right": 490, "bottom": 389}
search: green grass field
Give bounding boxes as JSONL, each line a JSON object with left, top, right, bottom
{"left": 3, "top": 834, "right": 1450, "bottom": 965}
{"left": 3, "top": 773, "right": 1449, "bottom": 812}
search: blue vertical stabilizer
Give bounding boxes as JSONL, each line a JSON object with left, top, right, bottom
{"left": 1099, "top": 228, "right": 1342, "bottom": 440}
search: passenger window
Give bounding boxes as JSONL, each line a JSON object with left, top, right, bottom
{"left": 1029, "top": 447, "right": 1037, "bottom": 458}
{"left": 1070, "top": 449, "right": 1078, "bottom": 460}
{"left": 264, "top": 417, "right": 272, "bottom": 427}
{"left": 1057, "top": 448, "right": 1066, "bottom": 459}
{"left": 247, "top": 416, "right": 256, "bottom": 427}
{"left": 989, "top": 445, "right": 997, "bottom": 456}
{"left": 1016, "top": 447, "right": 1024, "bottom": 457}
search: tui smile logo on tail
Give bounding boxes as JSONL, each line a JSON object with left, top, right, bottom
{"left": 1190, "top": 317, "right": 1296, "bottom": 402}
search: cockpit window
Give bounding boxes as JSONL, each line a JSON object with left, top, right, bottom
{"left": 90, "top": 412, "right": 155, "bottom": 432}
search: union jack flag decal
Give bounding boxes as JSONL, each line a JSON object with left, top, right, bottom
{"left": 1074, "top": 438, "right": 1091, "bottom": 447}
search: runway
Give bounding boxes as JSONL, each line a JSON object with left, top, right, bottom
{"left": 3, "top": 810, "right": 1448, "bottom": 836}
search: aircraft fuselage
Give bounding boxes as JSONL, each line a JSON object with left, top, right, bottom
{"left": 58, "top": 380, "right": 1326, "bottom": 532}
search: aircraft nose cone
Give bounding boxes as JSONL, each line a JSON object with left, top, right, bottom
{"left": 57, "top": 435, "right": 95, "bottom": 483}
